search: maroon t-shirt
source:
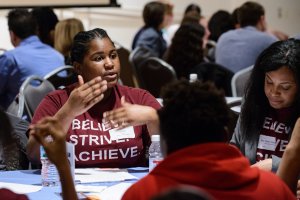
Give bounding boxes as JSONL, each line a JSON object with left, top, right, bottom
{"left": 32, "top": 84, "right": 161, "bottom": 168}
{"left": 256, "top": 107, "right": 293, "bottom": 162}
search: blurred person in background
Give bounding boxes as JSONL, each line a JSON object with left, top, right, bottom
{"left": 54, "top": 18, "right": 84, "bottom": 65}
{"left": 0, "top": 108, "right": 29, "bottom": 170}
{"left": 132, "top": 1, "right": 168, "bottom": 58}
{"left": 216, "top": 1, "right": 277, "bottom": 73}
{"left": 164, "top": 22, "right": 233, "bottom": 96}
{"left": 31, "top": 7, "right": 59, "bottom": 47}
{"left": 0, "top": 9, "right": 64, "bottom": 109}
{"left": 206, "top": 10, "right": 235, "bottom": 62}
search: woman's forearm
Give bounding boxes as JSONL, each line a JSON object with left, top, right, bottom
{"left": 146, "top": 108, "right": 160, "bottom": 135}
{"left": 57, "top": 160, "right": 78, "bottom": 200}
{"left": 26, "top": 136, "right": 41, "bottom": 164}
{"left": 54, "top": 103, "right": 77, "bottom": 133}
{"left": 277, "top": 146, "right": 300, "bottom": 193}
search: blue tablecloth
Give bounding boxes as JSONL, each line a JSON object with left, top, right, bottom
{"left": 0, "top": 167, "right": 148, "bottom": 200}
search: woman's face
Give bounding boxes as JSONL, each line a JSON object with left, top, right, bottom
{"left": 76, "top": 37, "right": 120, "bottom": 88}
{"left": 264, "top": 66, "right": 298, "bottom": 109}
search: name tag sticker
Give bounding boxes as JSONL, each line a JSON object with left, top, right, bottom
{"left": 257, "top": 135, "right": 276, "bottom": 151}
{"left": 109, "top": 126, "right": 135, "bottom": 140}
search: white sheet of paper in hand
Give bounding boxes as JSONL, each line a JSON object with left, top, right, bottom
{"left": 0, "top": 182, "right": 42, "bottom": 194}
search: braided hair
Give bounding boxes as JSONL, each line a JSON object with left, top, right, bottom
{"left": 70, "top": 28, "right": 114, "bottom": 64}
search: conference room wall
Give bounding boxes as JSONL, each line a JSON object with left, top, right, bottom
{"left": 0, "top": 0, "right": 299, "bottom": 51}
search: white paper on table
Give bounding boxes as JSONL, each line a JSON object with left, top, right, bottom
{"left": 75, "top": 171, "right": 138, "bottom": 183}
{"left": 0, "top": 182, "right": 42, "bottom": 194}
{"left": 75, "top": 185, "right": 107, "bottom": 193}
{"left": 87, "top": 182, "right": 133, "bottom": 200}
{"left": 75, "top": 168, "right": 126, "bottom": 175}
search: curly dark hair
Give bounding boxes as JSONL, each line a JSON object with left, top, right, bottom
{"left": 158, "top": 80, "right": 230, "bottom": 154}
{"left": 164, "top": 23, "right": 205, "bottom": 79}
{"left": 70, "top": 28, "right": 114, "bottom": 64}
{"left": 241, "top": 39, "right": 300, "bottom": 141}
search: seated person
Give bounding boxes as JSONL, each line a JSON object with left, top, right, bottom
{"left": 0, "top": 9, "right": 64, "bottom": 109}
{"left": 54, "top": 18, "right": 84, "bottom": 65}
{"left": 122, "top": 80, "right": 295, "bottom": 199}
{"left": 230, "top": 39, "right": 300, "bottom": 172}
{"left": 31, "top": 7, "right": 59, "bottom": 47}
{"left": 0, "top": 109, "right": 29, "bottom": 170}
{"left": 132, "top": 1, "right": 168, "bottom": 58}
{"left": 29, "top": 80, "right": 296, "bottom": 200}
{"left": 164, "top": 23, "right": 233, "bottom": 96}
{"left": 215, "top": 2, "right": 277, "bottom": 73}
{"left": 27, "top": 28, "right": 161, "bottom": 168}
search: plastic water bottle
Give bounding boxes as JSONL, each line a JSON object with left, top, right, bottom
{"left": 189, "top": 73, "right": 198, "bottom": 82}
{"left": 149, "top": 135, "right": 163, "bottom": 171}
{"left": 40, "top": 146, "right": 59, "bottom": 186}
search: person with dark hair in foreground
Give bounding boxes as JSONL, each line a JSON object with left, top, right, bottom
{"left": 151, "top": 186, "right": 213, "bottom": 200}
{"left": 25, "top": 80, "right": 297, "bottom": 200}
{"left": 121, "top": 80, "right": 295, "bottom": 200}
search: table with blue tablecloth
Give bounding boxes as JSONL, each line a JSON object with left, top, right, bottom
{"left": 0, "top": 167, "right": 148, "bottom": 200}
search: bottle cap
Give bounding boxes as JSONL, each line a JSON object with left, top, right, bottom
{"left": 151, "top": 135, "right": 160, "bottom": 142}
{"left": 40, "top": 146, "right": 48, "bottom": 159}
{"left": 189, "top": 73, "right": 198, "bottom": 82}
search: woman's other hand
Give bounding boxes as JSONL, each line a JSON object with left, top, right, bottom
{"left": 103, "top": 96, "right": 159, "bottom": 133}
{"left": 29, "top": 117, "right": 68, "bottom": 168}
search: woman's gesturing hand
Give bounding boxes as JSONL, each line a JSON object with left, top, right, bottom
{"left": 103, "top": 96, "right": 158, "bottom": 130}
{"left": 66, "top": 75, "right": 108, "bottom": 117}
